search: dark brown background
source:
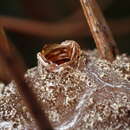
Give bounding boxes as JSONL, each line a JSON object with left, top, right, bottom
{"left": 0, "top": 0, "right": 130, "bottom": 67}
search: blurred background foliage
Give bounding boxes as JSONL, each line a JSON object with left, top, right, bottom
{"left": 0, "top": 0, "right": 130, "bottom": 67}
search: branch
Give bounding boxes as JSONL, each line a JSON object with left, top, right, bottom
{"left": 80, "top": 0, "right": 118, "bottom": 61}
{"left": 0, "top": 15, "right": 87, "bottom": 39}
{"left": 0, "top": 27, "right": 53, "bottom": 130}
{"left": 0, "top": 15, "right": 130, "bottom": 41}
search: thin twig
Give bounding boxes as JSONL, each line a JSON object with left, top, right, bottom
{"left": 0, "top": 27, "right": 53, "bottom": 130}
{"left": 0, "top": 16, "right": 85, "bottom": 39}
{"left": 0, "top": 15, "right": 130, "bottom": 40}
{"left": 0, "top": 28, "right": 11, "bottom": 83}
{"left": 80, "top": 0, "right": 118, "bottom": 61}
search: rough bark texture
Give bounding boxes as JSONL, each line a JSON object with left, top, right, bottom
{"left": 80, "top": 0, "right": 118, "bottom": 61}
